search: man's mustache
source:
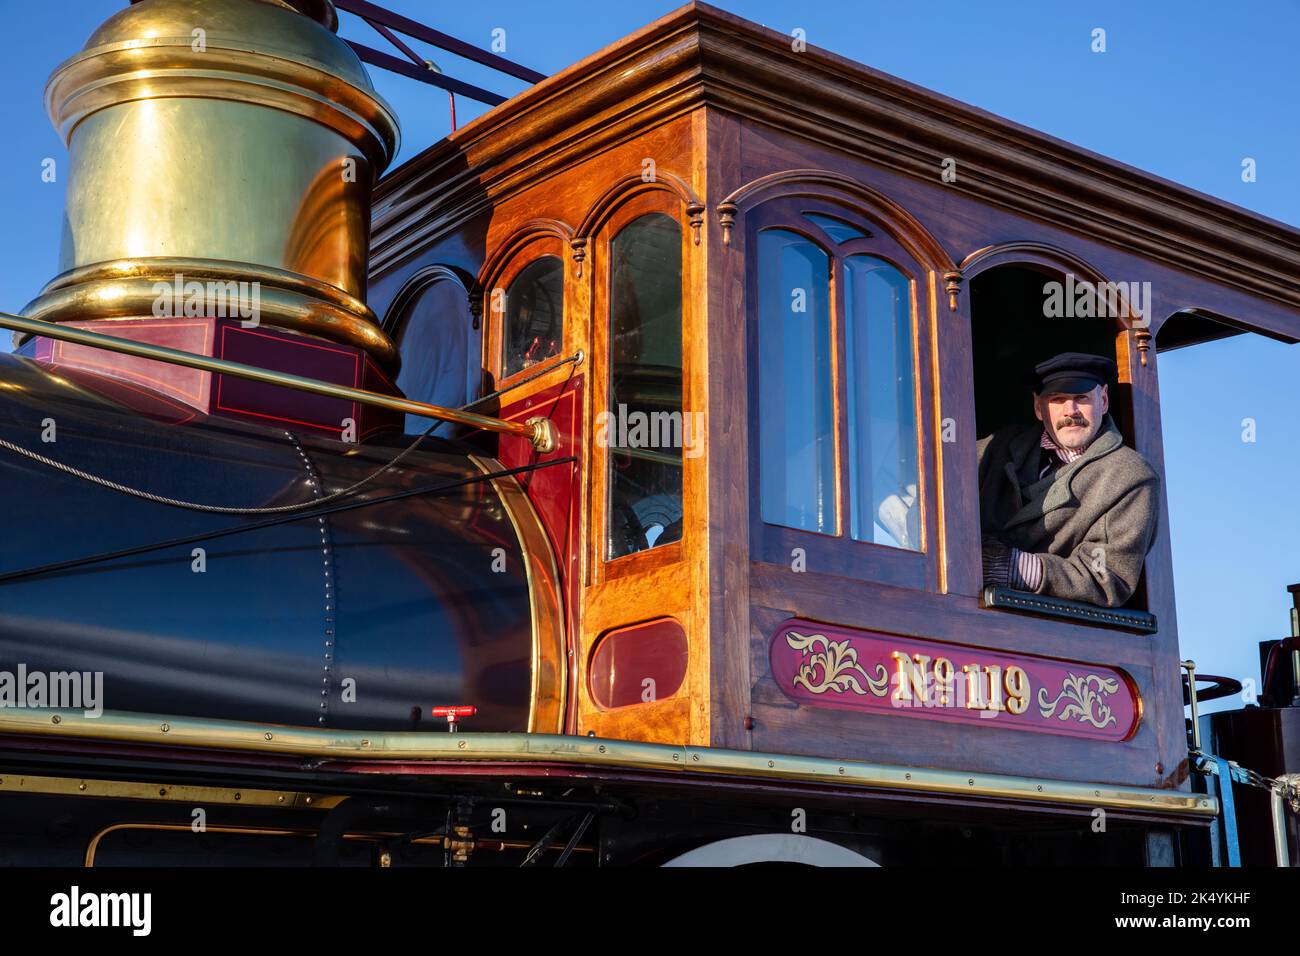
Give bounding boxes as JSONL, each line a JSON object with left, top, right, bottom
{"left": 1057, "top": 415, "right": 1089, "bottom": 428}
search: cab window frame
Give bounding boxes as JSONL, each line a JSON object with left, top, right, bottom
{"left": 745, "top": 196, "right": 939, "bottom": 591}
{"left": 588, "top": 190, "right": 692, "bottom": 585}
{"left": 484, "top": 235, "right": 568, "bottom": 393}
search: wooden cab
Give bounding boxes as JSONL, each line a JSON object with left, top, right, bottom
{"left": 366, "top": 2, "right": 1300, "bottom": 795}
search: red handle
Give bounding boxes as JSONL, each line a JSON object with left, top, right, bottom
{"left": 431, "top": 706, "right": 477, "bottom": 719}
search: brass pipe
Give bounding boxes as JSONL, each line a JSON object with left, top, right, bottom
{"left": 1271, "top": 788, "right": 1291, "bottom": 867}
{"left": 0, "top": 311, "right": 557, "bottom": 452}
{"left": 1182, "top": 660, "right": 1201, "bottom": 753}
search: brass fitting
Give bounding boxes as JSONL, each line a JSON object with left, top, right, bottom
{"left": 527, "top": 417, "right": 560, "bottom": 454}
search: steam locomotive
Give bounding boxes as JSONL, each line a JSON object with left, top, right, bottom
{"left": 0, "top": 0, "right": 1295, "bottom": 868}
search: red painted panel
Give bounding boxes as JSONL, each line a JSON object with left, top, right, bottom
{"left": 33, "top": 317, "right": 402, "bottom": 437}
{"left": 500, "top": 374, "right": 584, "bottom": 733}
{"left": 216, "top": 325, "right": 360, "bottom": 433}
{"left": 590, "top": 618, "right": 689, "bottom": 709}
{"left": 498, "top": 379, "right": 582, "bottom": 564}
{"left": 43, "top": 317, "right": 214, "bottom": 412}
{"left": 769, "top": 619, "right": 1141, "bottom": 742}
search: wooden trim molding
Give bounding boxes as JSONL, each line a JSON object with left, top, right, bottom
{"left": 574, "top": 172, "right": 705, "bottom": 249}
{"left": 962, "top": 240, "right": 1152, "bottom": 366}
{"left": 718, "top": 168, "right": 958, "bottom": 273}
{"left": 370, "top": 2, "right": 1300, "bottom": 329}
{"left": 962, "top": 240, "right": 1119, "bottom": 288}
{"left": 478, "top": 218, "right": 575, "bottom": 288}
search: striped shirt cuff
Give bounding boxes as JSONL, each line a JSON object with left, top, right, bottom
{"left": 1009, "top": 547, "right": 1045, "bottom": 591}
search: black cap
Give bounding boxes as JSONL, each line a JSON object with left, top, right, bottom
{"left": 1032, "top": 352, "right": 1116, "bottom": 395}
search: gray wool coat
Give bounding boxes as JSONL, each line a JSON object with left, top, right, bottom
{"left": 976, "top": 413, "right": 1160, "bottom": 608}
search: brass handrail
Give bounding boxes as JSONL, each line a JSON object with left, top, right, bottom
{"left": 0, "top": 707, "right": 1219, "bottom": 818}
{"left": 0, "top": 312, "right": 557, "bottom": 451}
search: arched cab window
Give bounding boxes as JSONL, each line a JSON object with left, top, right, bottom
{"left": 489, "top": 238, "right": 565, "bottom": 388}
{"left": 749, "top": 200, "right": 931, "bottom": 589}
{"left": 602, "top": 209, "right": 685, "bottom": 563}
{"left": 502, "top": 257, "right": 563, "bottom": 378}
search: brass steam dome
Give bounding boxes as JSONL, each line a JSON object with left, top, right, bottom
{"left": 22, "top": 0, "right": 402, "bottom": 368}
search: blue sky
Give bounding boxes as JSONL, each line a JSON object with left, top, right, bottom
{"left": 1, "top": 0, "right": 1297, "bottom": 707}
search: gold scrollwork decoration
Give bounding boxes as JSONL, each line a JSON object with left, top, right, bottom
{"left": 785, "top": 631, "right": 889, "bottom": 698}
{"left": 1037, "top": 674, "right": 1120, "bottom": 729}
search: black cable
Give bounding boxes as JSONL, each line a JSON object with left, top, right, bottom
{"left": 0, "top": 456, "right": 575, "bottom": 586}
{"left": 0, "top": 350, "right": 583, "bottom": 514}
{"left": 0, "top": 422, "right": 441, "bottom": 515}
{"left": 553, "top": 809, "right": 595, "bottom": 867}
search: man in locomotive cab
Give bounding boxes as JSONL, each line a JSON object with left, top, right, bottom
{"left": 976, "top": 352, "right": 1160, "bottom": 609}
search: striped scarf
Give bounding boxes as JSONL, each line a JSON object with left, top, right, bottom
{"left": 1037, "top": 426, "right": 1089, "bottom": 479}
